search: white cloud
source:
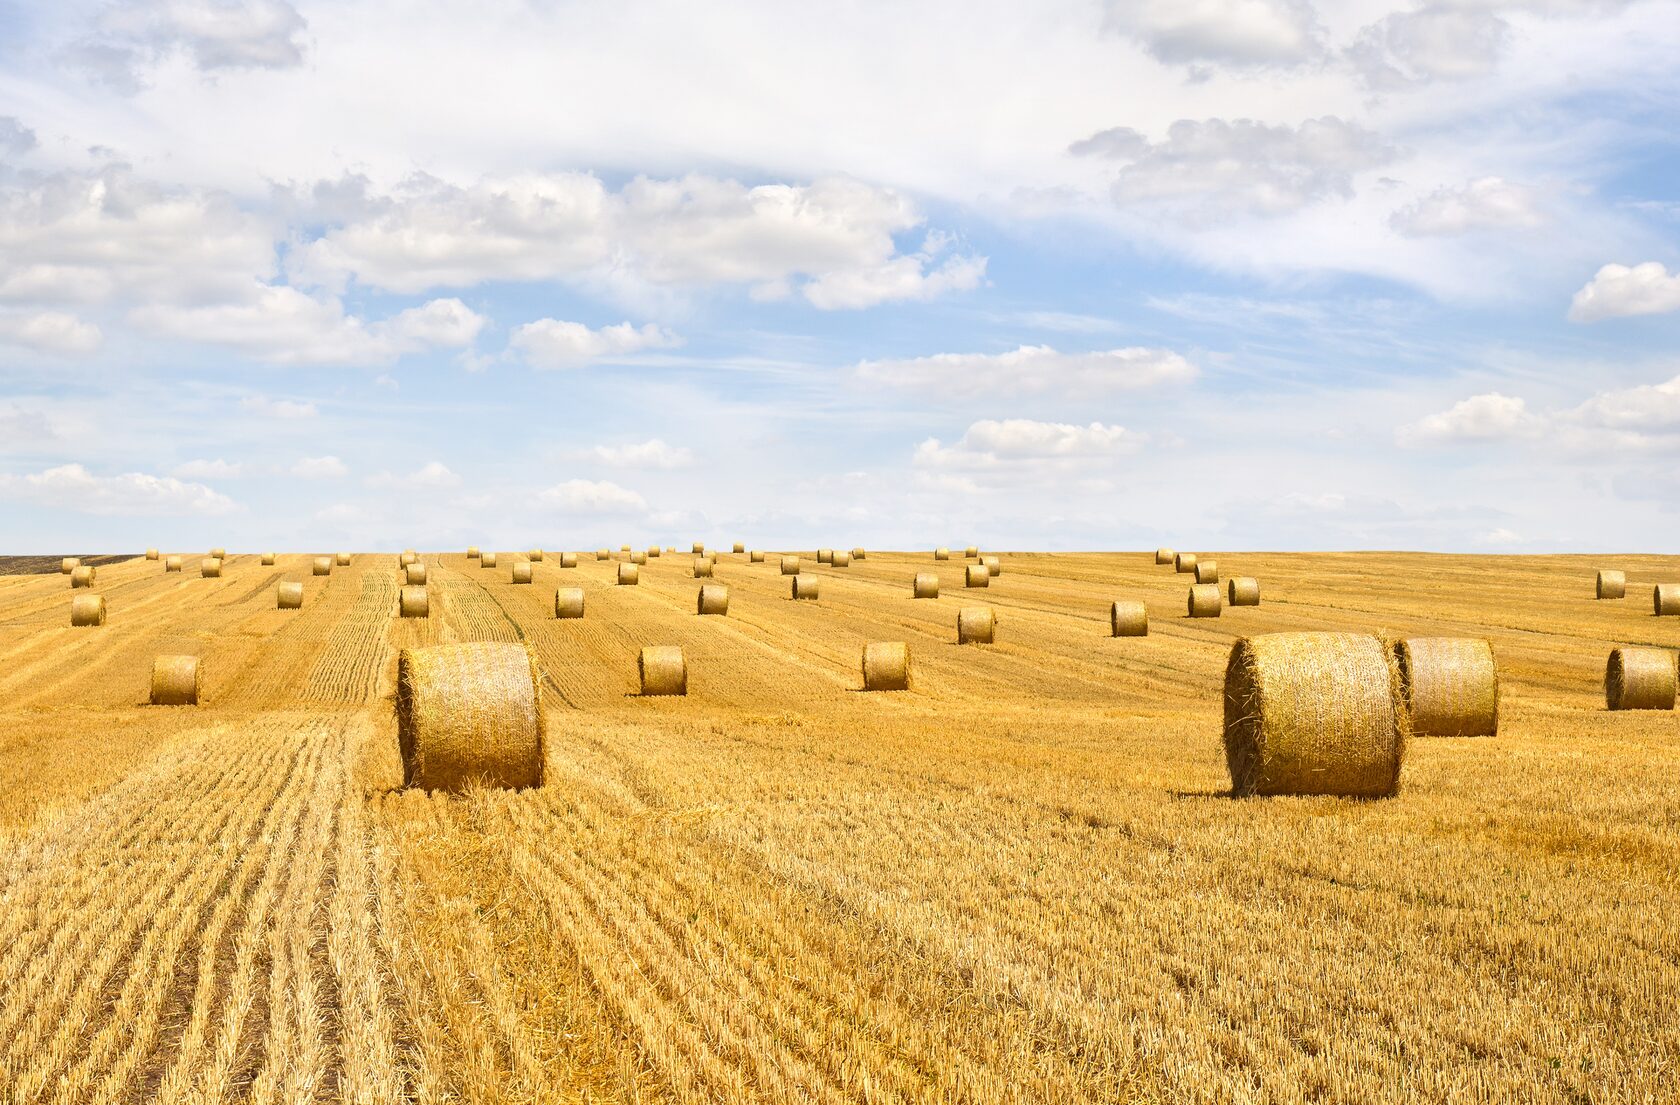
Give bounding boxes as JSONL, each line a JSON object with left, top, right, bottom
{"left": 1568, "top": 262, "right": 1680, "bottom": 322}
{"left": 1572, "top": 373, "right": 1680, "bottom": 432}
{"left": 172, "top": 457, "right": 244, "bottom": 479}
{"left": 291, "top": 455, "right": 348, "bottom": 479}
{"left": 0, "top": 310, "right": 103, "bottom": 354}
{"left": 1070, "top": 117, "right": 1397, "bottom": 220}
{"left": 538, "top": 478, "right": 648, "bottom": 514}
{"left": 801, "top": 250, "right": 986, "bottom": 310}
{"left": 509, "top": 319, "right": 681, "bottom": 369}
{"left": 915, "top": 419, "right": 1145, "bottom": 472}
{"left": 0, "top": 116, "right": 35, "bottom": 157}
{"left": 0, "top": 463, "right": 237, "bottom": 516}
{"left": 1390, "top": 177, "right": 1541, "bottom": 236}
{"left": 588, "top": 439, "right": 695, "bottom": 469}
{"left": 0, "top": 403, "right": 59, "bottom": 447}
{"left": 69, "top": 0, "right": 308, "bottom": 90}
{"left": 240, "top": 394, "right": 317, "bottom": 419}
{"left": 1104, "top": 0, "right": 1323, "bottom": 69}
{"left": 1397, "top": 392, "right": 1544, "bottom": 445}
{"left": 857, "top": 344, "right": 1197, "bottom": 395}
{"left": 1349, "top": 6, "right": 1510, "bottom": 88}
{"left": 363, "top": 461, "right": 460, "bottom": 488}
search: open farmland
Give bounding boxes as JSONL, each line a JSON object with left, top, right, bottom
{"left": 0, "top": 548, "right": 1676, "bottom": 1104}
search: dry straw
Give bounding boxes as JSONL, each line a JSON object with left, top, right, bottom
{"left": 277, "top": 581, "right": 303, "bottom": 609}
{"left": 982, "top": 555, "right": 1000, "bottom": 577}
{"left": 1223, "top": 632, "right": 1407, "bottom": 798}
{"left": 71, "top": 593, "right": 106, "bottom": 627}
{"left": 210, "top": 547, "right": 226, "bottom": 559}
{"left": 698, "top": 583, "right": 729, "bottom": 615}
{"left": 935, "top": 547, "right": 951, "bottom": 561}
{"left": 1188, "top": 584, "right": 1222, "bottom": 618}
{"left": 1655, "top": 585, "right": 1680, "bottom": 616}
{"left": 965, "top": 564, "right": 990, "bottom": 588}
{"left": 165, "top": 555, "right": 183, "bottom": 573}
{"left": 781, "top": 555, "right": 801, "bottom": 575}
{"left": 792, "top": 575, "right": 819, "bottom": 600}
{"left": 70, "top": 565, "right": 96, "bottom": 588}
{"left": 1228, "top": 577, "right": 1261, "bottom": 606}
{"left": 914, "top": 572, "right": 939, "bottom": 599}
{"left": 1195, "top": 559, "right": 1221, "bottom": 584}
{"left": 313, "top": 556, "right": 332, "bottom": 576}
{"left": 639, "top": 645, "right": 687, "bottom": 695}
{"left": 400, "top": 585, "right": 429, "bottom": 618}
{"left": 693, "top": 542, "right": 706, "bottom": 555}
{"left": 150, "top": 656, "right": 200, "bottom": 706}
{"left": 202, "top": 558, "right": 223, "bottom": 578}
{"left": 1605, "top": 647, "right": 1676, "bottom": 710}
{"left": 750, "top": 550, "right": 766, "bottom": 563}
{"left": 60, "top": 557, "right": 79, "bottom": 574}
{"left": 862, "top": 642, "right": 911, "bottom": 691}
{"left": 560, "top": 551, "right": 578, "bottom": 568}
{"left": 733, "top": 542, "right": 746, "bottom": 554}
{"left": 1155, "top": 547, "right": 1175, "bottom": 565}
{"left": 1594, "top": 569, "right": 1623, "bottom": 598}
{"left": 1111, "top": 601, "right": 1148, "bottom": 637}
{"left": 261, "top": 553, "right": 276, "bottom": 566}
{"left": 832, "top": 550, "right": 852, "bottom": 567}
{"left": 964, "top": 545, "right": 979, "bottom": 558}
{"left": 618, "top": 563, "right": 640, "bottom": 586}
{"left": 1395, "top": 638, "right": 1499, "bottom": 736}
{"left": 467, "top": 546, "right": 481, "bottom": 559}
{"left": 482, "top": 551, "right": 499, "bottom": 568}
{"left": 397, "top": 642, "right": 544, "bottom": 791}
{"left": 630, "top": 550, "right": 648, "bottom": 565}
{"left": 647, "top": 546, "right": 662, "bottom": 558}
{"left": 694, "top": 557, "right": 714, "bottom": 578}
{"left": 596, "top": 549, "right": 610, "bottom": 561}
{"left": 555, "top": 587, "right": 585, "bottom": 618}
{"left": 336, "top": 552, "right": 351, "bottom": 566}
{"left": 406, "top": 562, "right": 428, "bottom": 585}
{"left": 621, "top": 544, "right": 631, "bottom": 552}
{"left": 529, "top": 549, "right": 544, "bottom": 562}
{"left": 511, "top": 561, "right": 533, "bottom": 584}
{"left": 400, "top": 551, "right": 418, "bottom": 566}
{"left": 818, "top": 548, "right": 834, "bottom": 564}
{"left": 957, "top": 606, "right": 995, "bottom": 644}
{"left": 145, "top": 548, "right": 159, "bottom": 561}
{"left": 851, "top": 547, "right": 867, "bottom": 560}
{"left": 1174, "top": 552, "right": 1198, "bottom": 574}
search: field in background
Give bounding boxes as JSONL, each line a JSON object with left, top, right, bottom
{"left": 0, "top": 549, "right": 1675, "bottom": 1104}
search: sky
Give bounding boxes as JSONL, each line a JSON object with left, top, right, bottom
{"left": 1, "top": 0, "right": 1678, "bottom": 553}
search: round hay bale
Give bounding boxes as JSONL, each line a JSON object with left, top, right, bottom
{"left": 957, "top": 606, "right": 995, "bottom": 644}
{"left": 693, "top": 542, "right": 706, "bottom": 555}
{"left": 529, "top": 549, "right": 544, "bottom": 562}
{"left": 694, "top": 557, "right": 714, "bottom": 578}
{"left": 639, "top": 645, "right": 687, "bottom": 696}
{"left": 396, "top": 642, "right": 543, "bottom": 791}
{"left": 647, "top": 546, "right": 662, "bottom": 558}
{"left": 1228, "top": 577, "right": 1261, "bottom": 606}
{"left": 621, "top": 544, "right": 631, "bottom": 553}
{"left": 555, "top": 587, "right": 585, "bottom": 619}
{"left": 596, "top": 549, "right": 610, "bottom": 561}
{"left": 71, "top": 593, "right": 106, "bottom": 627}
{"left": 965, "top": 564, "right": 989, "bottom": 588}
{"left": 1174, "top": 552, "right": 1198, "bottom": 574}
{"left": 818, "top": 548, "right": 834, "bottom": 564}
{"left": 482, "top": 551, "right": 499, "bottom": 568}
{"left": 750, "top": 550, "right": 766, "bottom": 563}
{"left": 400, "top": 585, "right": 429, "bottom": 618}
{"left": 560, "top": 551, "right": 578, "bottom": 568}
{"left": 781, "top": 555, "right": 800, "bottom": 576}
{"left": 209, "top": 547, "right": 226, "bottom": 559}
{"left": 405, "top": 562, "right": 428, "bottom": 586}
{"left": 733, "top": 542, "right": 745, "bottom": 554}
{"left": 964, "top": 545, "right": 979, "bottom": 559}
{"left": 1596, "top": 570, "right": 1624, "bottom": 599}
{"left": 862, "top": 642, "right": 911, "bottom": 691}
{"left": 336, "top": 552, "right": 351, "bottom": 566}
{"left": 313, "top": 556, "right": 332, "bottom": 576}
{"left": 630, "top": 550, "right": 647, "bottom": 565}
{"left": 1195, "top": 559, "right": 1220, "bottom": 584}
{"left": 277, "top": 581, "right": 303, "bottom": 609}
{"left": 851, "top": 547, "right": 867, "bottom": 560}
{"left": 70, "top": 565, "right": 96, "bottom": 588}
{"left": 1111, "top": 601, "right": 1148, "bottom": 637}
{"left": 400, "top": 551, "right": 418, "bottom": 567}
{"left": 1395, "top": 638, "right": 1499, "bottom": 737}
{"left": 698, "top": 583, "right": 729, "bottom": 615}
{"left": 618, "top": 563, "right": 639, "bottom": 586}
{"left": 934, "top": 547, "right": 951, "bottom": 561}
{"left": 1655, "top": 585, "right": 1680, "bottom": 616}
{"left": 1223, "top": 632, "right": 1407, "bottom": 798}
{"left": 1156, "top": 547, "right": 1175, "bottom": 565}
{"left": 150, "top": 655, "right": 200, "bottom": 706}
{"left": 1605, "top": 647, "right": 1676, "bottom": 711}
{"left": 467, "top": 546, "right": 481, "bottom": 559}
{"left": 60, "top": 557, "right": 79, "bottom": 574}
{"left": 261, "top": 552, "right": 276, "bottom": 566}
{"left": 202, "top": 558, "right": 223, "bottom": 578}
{"left": 914, "top": 572, "right": 939, "bottom": 599}
{"left": 982, "top": 555, "right": 1000, "bottom": 577}
{"left": 792, "top": 575, "right": 819, "bottom": 600}
{"left": 145, "top": 548, "right": 159, "bottom": 561}
{"left": 511, "top": 561, "right": 533, "bottom": 585}
{"left": 832, "top": 550, "right": 852, "bottom": 567}
{"left": 1188, "top": 584, "right": 1222, "bottom": 618}
{"left": 165, "top": 555, "right": 183, "bottom": 573}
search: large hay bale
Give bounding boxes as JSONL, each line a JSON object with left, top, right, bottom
{"left": 733, "top": 542, "right": 745, "bottom": 554}
{"left": 618, "top": 563, "right": 639, "bottom": 586}
{"left": 400, "top": 585, "right": 429, "bottom": 618}
{"left": 697, "top": 584, "right": 729, "bottom": 615}
{"left": 150, "top": 655, "right": 200, "bottom": 706}
{"left": 1111, "top": 601, "right": 1148, "bottom": 637}
{"left": 1606, "top": 648, "right": 1676, "bottom": 710}
{"left": 482, "top": 551, "right": 499, "bottom": 568}
{"left": 832, "top": 550, "right": 852, "bottom": 567}
{"left": 70, "top": 565, "right": 96, "bottom": 588}
{"left": 630, "top": 550, "right": 648, "bottom": 565}
{"left": 71, "top": 593, "right": 106, "bottom": 627}
{"left": 555, "top": 587, "right": 585, "bottom": 618}
{"left": 818, "top": 548, "right": 834, "bottom": 564}
{"left": 336, "top": 552, "right": 351, "bottom": 566}
{"left": 934, "top": 547, "right": 951, "bottom": 561}
{"left": 750, "top": 550, "right": 766, "bottom": 563}
{"left": 1223, "top": 632, "right": 1407, "bottom": 798}
{"left": 1195, "top": 559, "right": 1220, "bottom": 584}
{"left": 1174, "top": 552, "right": 1198, "bottom": 574}
{"left": 406, "top": 562, "right": 428, "bottom": 585}
{"left": 862, "top": 642, "right": 911, "bottom": 691}
{"left": 639, "top": 645, "right": 687, "bottom": 696}
{"left": 792, "top": 575, "right": 819, "bottom": 600}
{"left": 1228, "top": 577, "right": 1261, "bottom": 606}
{"left": 511, "top": 561, "right": 533, "bottom": 584}
{"left": 957, "top": 606, "right": 995, "bottom": 644}
{"left": 914, "top": 572, "right": 939, "bottom": 599}
{"left": 596, "top": 549, "right": 610, "bottom": 561}
{"left": 467, "top": 546, "right": 481, "bottom": 559}
{"left": 529, "top": 549, "right": 544, "bottom": 562}
{"left": 209, "top": 547, "right": 226, "bottom": 559}
{"left": 964, "top": 545, "right": 979, "bottom": 559}
{"left": 781, "top": 555, "right": 800, "bottom": 575}
{"left": 313, "top": 556, "right": 332, "bottom": 576}
{"left": 1595, "top": 570, "right": 1624, "bottom": 599}
{"left": 965, "top": 564, "right": 990, "bottom": 588}
{"left": 851, "top": 547, "right": 867, "bottom": 560}
{"left": 261, "top": 552, "right": 276, "bottom": 566}
{"left": 60, "top": 557, "right": 79, "bottom": 574}
{"left": 1156, "top": 547, "right": 1175, "bottom": 565}
{"left": 982, "top": 555, "right": 1000, "bottom": 577}
{"left": 694, "top": 557, "right": 714, "bottom": 578}
{"left": 277, "top": 581, "right": 303, "bottom": 609}
{"left": 397, "top": 642, "right": 544, "bottom": 791}
{"left": 1395, "top": 638, "right": 1499, "bottom": 737}
{"left": 145, "top": 548, "right": 159, "bottom": 561}
{"left": 1188, "top": 584, "right": 1222, "bottom": 618}
{"left": 165, "top": 555, "right": 183, "bottom": 572}
{"left": 202, "top": 558, "right": 223, "bottom": 578}
{"left": 1655, "top": 585, "right": 1680, "bottom": 616}
{"left": 560, "top": 551, "right": 578, "bottom": 568}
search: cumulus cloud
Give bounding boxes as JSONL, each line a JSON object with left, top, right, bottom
{"left": 68, "top": 0, "right": 308, "bottom": 90}
{"left": 367, "top": 461, "right": 462, "bottom": 488}
{"left": 587, "top": 439, "right": 694, "bottom": 469}
{"left": 291, "top": 455, "right": 348, "bottom": 479}
{"left": 1397, "top": 392, "right": 1543, "bottom": 445}
{"left": 172, "top": 458, "right": 243, "bottom": 479}
{"left": 539, "top": 478, "right": 648, "bottom": 514}
{"left": 0, "top": 117, "right": 36, "bottom": 157}
{"left": 1070, "top": 117, "right": 1397, "bottom": 220}
{"left": 0, "top": 463, "right": 237, "bottom": 515}
{"left": 1104, "top": 0, "right": 1323, "bottom": 69}
{"left": 1349, "top": 6, "right": 1510, "bottom": 88}
{"left": 1568, "top": 262, "right": 1680, "bottom": 322}
{"left": 856, "top": 344, "right": 1197, "bottom": 395}
{"left": 0, "top": 310, "right": 103, "bottom": 354}
{"left": 1572, "top": 373, "right": 1680, "bottom": 432}
{"left": 239, "top": 394, "right": 317, "bottom": 418}
{"left": 508, "top": 319, "right": 681, "bottom": 369}
{"left": 1390, "top": 177, "right": 1541, "bottom": 236}
{"left": 914, "top": 420, "right": 1145, "bottom": 479}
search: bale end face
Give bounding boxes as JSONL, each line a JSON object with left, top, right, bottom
{"left": 150, "top": 655, "right": 200, "bottom": 706}
{"left": 1655, "top": 585, "right": 1680, "bottom": 616}
{"left": 957, "top": 607, "right": 995, "bottom": 644}
{"left": 1188, "top": 584, "right": 1222, "bottom": 618}
{"left": 400, "top": 585, "right": 430, "bottom": 618}
{"left": 791, "top": 575, "right": 819, "bottom": 600}
{"left": 511, "top": 561, "right": 533, "bottom": 585}
{"left": 70, "top": 565, "right": 96, "bottom": 588}
{"left": 913, "top": 573, "right": 939, "bottom": 599}
{"left": 862, "top": 642, "right": 911, "bottom": 691}
{"left": 639, "top": 646, "right": 687, "bottom": 696}
{"left": 1195, "top": 559, "right": 1220, "bottom": 584}
{"left": 1395, "top": 638, "right": 1499, "bottom": 737}
{"left": 277, "top": 581, "right": 304, "bottom": 609}
{"left": 201, "top": 558, "right": 223, "bottom": 578}
{"left": 965, "top": 564, "right": 990, "bottom": 588}
{"left": 1606, "top": 647, "right": 1677, "bottom": 711}
{"left": 397, "top": 642, "right": 544, "bottom": 792}
{"left": 618, "top": 563, "right": 640, "bottom": 586}
{"left": 693, "top": 557, "right": 714, "bottom": 578}
{"left": 71, "top": 593, "right": 106, "bottom": 627}
{"left": 1174, "top": 552, "right": 1198, "bottom": 574}
{"left": 555, "top": 587, "right": 585, "bottom": 618}
{"left": 1155, "top": 547, "right": 1175, "bottom": 565}
{"left": 1110, "top": 601, "right": 1148, "bottom": 637}
{"left": 1228, "top": 578, "right": 1261, "bottom": 606}
{"left": 697, "top": 584, "right": 729, "bottom": 616}
{"left": 312, "top": 557, "right": 332, "bottom": 576}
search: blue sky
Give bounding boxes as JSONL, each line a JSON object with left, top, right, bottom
{"left": 1, "top": 0, "right": 1678, "bottom": 553}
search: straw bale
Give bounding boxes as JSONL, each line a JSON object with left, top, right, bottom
{"left": 698, "top": 584, "right": 729, "bottom": 615}
{"left": 792, "top": 575, "right": 819, "bottom": 600}
{"left": 511, "top": 561, "right": 533, "bottom": 584}
{"left": 202, "top": 558, "right": 223, "bottom": 578}
{"left": 733, "top": 542, "right": 745, "bottom": 554}
{"left": 832, "top": 550, "right": 852, "bottom": 567}
{"left": 596, "top": 549, "right": 610, "bottom": 560}
{"left": 1596, "top": 570, "right": 1624, "bottom": 599}
{"left": 261, "top": 553, "right": 276, "bottom": 566}
{"left": 750, "top": 550, "right": 766, "bottom": 563}
{"left": 70, "top": 565, "right": 96, "bottom": 588}
{"left": 965, "top": 564, "right": 990, "bottom": 588}
{"left": 467, "top": 546, "right": 480, "bottom": 559}
{"left": 1188, "top": 583, "right": 1222, "bottom": 618}
{"left": 914, "top": 572, "right": 939, "bottom": 598}
{"left": 336, "top": 552, "right": 351, "bottom": 566}
{"left": 1174, "top": 552, "right": 1198, "bottom": 574}
{"left": 482, "top": 551, "right": 499, "bottom": 568}
{"left": 165, "top": 555, "right": 183, "bottom": 572}
{"left": 210, "top": 547, "right": 226, "bottom": 559}
{"left": 1156, "top": 547, "right": 1175, "bottom": 565}
{"left": 397, "top": 642, "right": 544, "bottom": 791}
{"left": 1195, "top": 559, "right": 1220, "bottom": 584}
{"left": 781, "top": 555, "right": 801, "bottom": 575}
{"left": 1228, "top": 577, "right": 1261, "bottom": 606}
{"left": 851, "top": 548, "right": 867, "bottom": 560}
{"left": 618, "top": 563, "right": 640, "bottom": 586}
{"left": 957, "top": 606, "right": 995, "bottom": 644}
{"left": 693, "top": 542, "right": 706, "bottom": 555}
{"left": 1395, "top": 638, "right": 1499, "bottom": 737}
{"left": 555, "top": 587, "right": 585, "bottom": 618}
{"left": 647, "top": 546, "right": 661, "bottom": 558}
{"left": 60, "top": 557, "right": 79, "bottom": 574}
{"left": 639, "top": 645, "right": 687, "bottom": 696}
{"left": 694, "top": 557, "right": 714, "bottom": 578}
{"left": 400, "top": 551, "right": 418, "bottom": 566}
{"left": 151, "top": 655, "right": 201, "bottom": 705}
{"left": 560, "top": 551, "right": 578, "bottom": 568}
{"left": 406, "top": 562, "right": 428, "bottom": 585}
{"left": 277, "top": 581, "right": 303, "bottom": 609}
{"left": 862, "top": 642, "right": 911, "bottom": 691}
{"left": 630, "top": 550, "right": 647, "bottom": 565}
{"left": 1655, "top": 585, "right": 1680, "bottom": 616}
{"left": 400, "top": 585, "right": 429, "bottom": 618}
{"left": 1606, "top": 647, "right": 1676, "bottom": 711}
{"left": 529, "top": 549, "right": 544, "bottom": 562}
{"left": 313, "top": 556, "right": 332, "bottom": 576}
{"left": 818, "top": 548, "right": 833, "bottom": 564}
{"left": 964, "top": 545, "right": 979, "bottom": 558}
{"left": 1111, "top": 601, "right": 1148, "bottom": 637}
{"left": 982, "top": 555, "right": 1000, "bottom": 577}
{"left": 145, "top": 548, "right": 159, "bottom": 560}
{"left": 71, "top": 593, "right": 106, "bottom": 626}
{"left": 935, "top": 547, "right": 951, "bottom": 560}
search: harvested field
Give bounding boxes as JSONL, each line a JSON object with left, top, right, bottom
{"left": 0, "top": 549, "right": 1677, "bottom": 1104}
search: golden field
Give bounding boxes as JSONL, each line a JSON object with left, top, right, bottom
{"left": 0, "top": 548, "right": 1676, "bottom": 1104}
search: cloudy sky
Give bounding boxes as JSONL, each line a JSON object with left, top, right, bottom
{"left": 2, "top": 0, "right": 1678, "bottom": 553}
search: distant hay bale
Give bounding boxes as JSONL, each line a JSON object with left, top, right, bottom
{"left": 1605, "top": 647, "right": 1676, "bottom": 710}
{"left": 618, "top": 563, "right": 639, "bottom": 586}
{"left": 957, "top": 606, "right": 995, "bottom": 644}
{"left": 165, "top": 555, "right": 183, "bottom": 572}
{"left": 1396, "top": 638, "right": 1499, "bottom": 736}
{"left": 555, "top": 587, "right": 585, "bottom": 619}
{"left": 733, "top": 542, "right": 745, "bottom": 554}
{"left": 694, "top": 557, "right": 714, "bottom": 578}
{"left": 935, "top": 547, "right": 951, "bottom": 561}
{"left": 1188, "top": 583, "right": 1222, "bottom": 618}
{"left": 818, "top": 548, "right": 834, "bottom": 564}
{"left": 529, "top": 549, "right": 544, "bottom": 562}
{"left": 261, "top": 553, "right": 276, "bottom": 566}
{"left": 397, "top": 642, "right": 543, "bottom": 791}
{"left": 70, "top": 565, "right": 96, "bottom": 588}
{"left": 467, "top": 546, "right": 481, "bottom": 559}
{"left": 1111, "top": 601, "right": 1148, "bottom": 637}
{"left": 210, "top": 547, "right": 226, "bottom": 559}
{"left": 400, "top": 551, "right": 418, "bottom": 567}
{"left": 336, "top": 552, "right": 351, "bottom": 566}
{"left": 150, "top": 655, "right": 200, "bottom": 706}
{"left": 1228, "top": 577, "right": 1261, "bottom": 606}
{"left": 621, "top": 544, "right": 631, "bottom": 552}
{"left": 560, "top": 551, "right": 577, "bottom": 568}
{"left": 647, "top": 546, "right": 661, "bottom": 558}
{"left": 1156, "top": 547, "right": 1175, "bottom": 565}
{"left": 862, "top": 642, "right": 911, "bottom": 691}
{"left": 1655, "top": 585, "right": 1680, "bottom": 616}
{"left": 792, "top": 575, "right": 819, "bottom": 600}
{"left": 400, "top": 585, "right": 429, "bottom": 618}
{"left": 914, "top": 572, "right": 939, "bottom": 599}
{"left": 202, "top": 558, "right": 223, "bottom": 578}
{"left": 693, "top": 542, "right": 706, "bottom": 555}
{"left": 639, "top": 645, "right": 687, "bottom": 696}
{"left": 511, "top": 561, "right": 533, "bottom": 584}
{"left": 964, "top": 545, "right": 978, "bottom": 558}
{"left": 405, "top": 562, "right": 428, "bottom": 585}
{"left": 851, "top": 547, "right": 866, "bottom": 560}
{"left": 1596, "top": 570, "right": 1625, "bottom": 599}
{"left": 277, "top": 581, "right": 303, "bottom": 609}
{"left": 630, "top": 550, "right": 647, "bottom": 565}
{"left": 596, "top": 549, "right": 610, "bottom": 561}
{"left": 697, "top": 583, "right": 729, "bottom": 615}
{"left": 313, "top": 556, "right": 332, "bottom": 576}
{"left": 982, "top": 555, "right": 1000, "bottom": 577}
{"left": 750, "top": 550, "right": 766, "bottom": 563}
{"left": 71, "top": 593, "right": 106, "bottom": 627}
{"left": 1195, "top": 559, "right": 1220, "bottom": 584}
{"left": 1223, "top": 632, "right": 1407, "bottom": 798}
{"left": 1174, "top": 552, "right": 1198, "bottom": 574}
{"left": 832, "top": 550, "right": 852, "bottom": 567}
{"left": 482, "top": 551, "right": 499, "bottom": 568}
{"left": 145, "top": 548, "right": 159, "bottom": 561}
{"left": 781, "top": 555, "right": 800, "bottom": 575}
{"left": 965, "top": 564, "right": 989, "bottom": 588}
{"left": 60, "top": 557, "right": 79, "bottom": 574}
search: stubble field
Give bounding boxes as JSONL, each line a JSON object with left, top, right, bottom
{"left": 0, "top": 547, "right": 1675, "bottom": 1104}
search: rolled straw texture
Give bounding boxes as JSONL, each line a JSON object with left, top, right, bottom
{"left": 639, "top": 645, "right": 687, "bottom": 696}
{"left": 1395, "top": 638, "right": 1499, "bottom": 737}
{"left": 277, "top": 581, "right": 303, "bottom": 609}
{"left": 596, "top": 549, "right": 610, "bottom": 561}
{"left": 467, "top": 546, "right": 481, "bottom": 559}
{"left": 733, "top": 543, "right": 745, "bottom": 554}
{"left": 693, "top": 542, "right": 706, "bottom": 555}
{"left": 697, "top": 584, "right": 729, "bottom": 615}
{"left": 934, "top": 547, "right": 951, "bottom": 561}
{"left": 555, "top": 587, "right": 585, "bottom": 618}
{"left": 400, "top": 551, "right": 417, "bottom": 566}
{"left": 694, "top": 557, "right": 714, "bottom": 578}
{"left": 982, "top": 555, "right": 1001, "bottom": 577}
{"left": 560, "top": 552, "right": 578, "bottom": 568}
{"left": 750, "top": 550, "right": 766, "bottom": 563}
{"left": 781, "top": 555, "right": 800, "bottom": 575}
{"left": 818, "top": 548, "right": 833, "bottom": 564}
{"left": 71, "top": 593, "right": 106, "bottom": 626}
{"left": 145, "top": 548, "right": 159, "bottom": 560}
{"left": 397, "top": 642, "right": 544, "bottom": 791}
{"left": 1111, "top": 601, "right": 1148, "bottom": 637}
{"left": 529, "top": 549, "right": 544, "bottom": 562}
{"left": 647, "top": 546, "right": 662, "bottom": 558}
{"left": 630, "top": 550, "right": 647, "bottom": 565}
{"left": 482, "top": 551, "right": 499, "bottom": 568}
{"left": 851, "top": 548, "right": 867, "bottom": 560}
{"left": 511, "top": 561, "right": 533, "bottom": 585}
{"left": 60, "top": 557, "right": 79, "bottom": 574}
{"left": 957, "top": 607, "right": 995, "bottom": 644}
{"left": 336, "top": 552, "right": 351, "bottom": 566}
{"left": 964, "top": 545, "right": 979, "bottom": 559}
{"left": 792, "top": 575, "right": 819, "bottom": 600}
{"left": 832, "top": 550, "right": 852, "bottom": 567}
{"left": 1175, "top": 552, "right": 1198, "bottom": 574}
{"left": 1228, "top": 578, "right": 1261, "bottom": 606}
{"left": 261, "top": 553, "right": 276, "bottom": 566}
{"left": 313, "top": 556, "right": 332, "bottom": 576}
{"left": 406, "top": 563, "right": 428, "bottom": 585}
{"left": 1655, "top": 585, "right": 1680, "bottom": 616}
{"left": 165, "top": 556, "right": 183, "bottom": 572}
{"left": 1155, "top": 547, "right": 1175, "bottom": 565}
{"left": 1195, "top": 559, "right": 1220, "bottom": 584}
{"left": 70, "top": 565, "right": 95, "bottom": 588}
{"left": 1605, "top": 648, "right": 1676, "bottom": 711}
{"left": 862, "top": 642, "right": 911, "bottom": 691}
{"left": 1188, "top": 584, "right": 1222, "bottom": 618}
{"left": 618, "top": 563, "right": 639, "bottom": 586}
{"left": 965, "top": 564, "right": 990, "bottom": 588}
{"left": 914, "top": 573, "right": 939, "bottom": 599}
{"left": 150, "top": 655, "right": 200, "bottom": 706}
{"left": 201, "top": 558, "right": 223, "bottom": 578}
{"left": 209, "top": 547, "right": 226, "bottom": 559}
{"left": 400, "top": 585, "right": 429, "bottom": 618}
